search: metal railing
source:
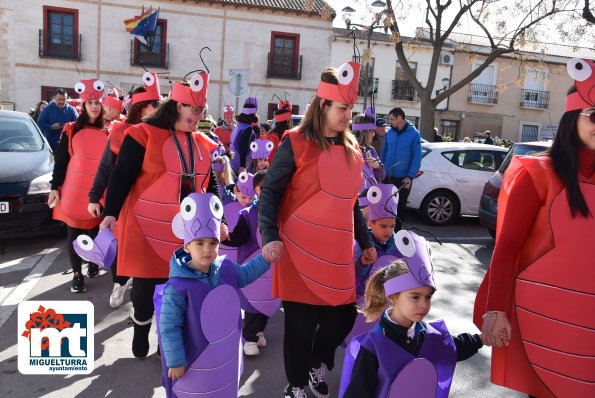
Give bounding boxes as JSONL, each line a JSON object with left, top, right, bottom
{"left": 266, "top": 53, "right": 302, "bottom": 80}
{"left": 391, "top": 79, "right": 418, "bottom": 101}
{"left": 520, "top": 89, "right": 550, "bottom": 109}
{"left": 38, "top": 29, "right": 81, "bottom": 61}
{"left": 358, "top": 77, "right": 379, "bottom": 98}
{"left": 468, "top": 83, "right": 498, "bottom": 104}
{"left": 130, "top": 41, "right": 169, "bottom": 68}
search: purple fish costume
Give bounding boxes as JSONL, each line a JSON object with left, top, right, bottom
{"left": 249, "top": 138, "right": 274, "bottom": 160}
{"left": 340, "top": 230, "right": 458, "bottom": 398}
{"left": 72, "top": 228, "right": 117, "bottom": 268}
{"left": 353, "top": 106, "right": 384, "bottom": 193}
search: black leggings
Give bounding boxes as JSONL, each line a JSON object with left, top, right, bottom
{"left": 130, "top": 277, "right": 168, "bottom": 323}
{"left": 109, "top": 255, "right": 130, "bottom": 286}
{"left": 242, "top": 312, "right": 269, "bottom": 342}
{"left": 66, "top": 226, "right": 98, "bottom": 274}
{"left": 282, "top": 301, "right": 357, "bottom": 387}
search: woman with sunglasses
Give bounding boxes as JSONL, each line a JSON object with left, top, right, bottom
{"left": 88, "top": 78, "right": 161, "bottom": 309}
{"left": 100, "top": 74, "right": 227, "bottom": 359}
{"left": 474, "top": 58, "right": 595, "bottom": 398}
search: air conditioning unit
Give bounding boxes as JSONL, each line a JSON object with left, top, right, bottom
{"left": 439, "top": 52, "right": 454, "bottom": 65}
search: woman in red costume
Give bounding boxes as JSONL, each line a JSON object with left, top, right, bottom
{"left": 88, "top": 74, "right": 161, "bottom": 309}
{"left": 48, "top": 78, "right": 108, "bottom": 294}
{"left": 259, "top": 64, "right": 377, "bottom": 398}
{"left": 474, "top": 58, "right": 595, "bottom": 397}
{"left": 100, "top": 63, "right": 228, "bottom": 358}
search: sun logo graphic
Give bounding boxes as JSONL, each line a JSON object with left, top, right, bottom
{"left": 18, "top": 301, "right": 94, "bottom": 374}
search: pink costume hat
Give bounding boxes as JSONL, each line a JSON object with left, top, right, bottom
{"left": 316, "top": 61, "right": 361, "bottom": 104}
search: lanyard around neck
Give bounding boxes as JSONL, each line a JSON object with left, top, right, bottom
{"left": 170, "top": 129, "right": 196, "bottom": 189}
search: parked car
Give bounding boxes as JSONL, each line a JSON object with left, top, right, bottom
{"left": 0, "top": 110, "right": 63, "bottom": 239}
{"left": 407, "top": 142, "right": 509, "bottom": 225}
{"left": 478, "top": 140, "right": 552, "bottom": 238}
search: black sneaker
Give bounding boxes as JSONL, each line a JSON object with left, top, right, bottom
{"left": 71, "top": 274, "right": 86, "bottom": 293}
{"left": 87, "top": 263, "right": 99, "bottom": 278}
{"left": 308, "top": 367, "right": 329, "bottom": 398}
{"left": 284, "top": 384, "right": 308, "bottom": 398}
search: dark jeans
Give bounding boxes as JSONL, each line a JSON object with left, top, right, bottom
{"left": 282, "top": 301, "right": 357, "bottom": 387}
{"left": 67, "top": 226, "right": 98, "bottom": 274}
{"left": 385, "top": 176, "right": 412, "bottom": 231}
{"left": 242, "top": 312, "right": 269, "bottom": 342}
{"left": 130, "top": 277, "right": 168, "bottom": 323}
{"left": 109, "top": 255, "right": 130, "bottom": 286}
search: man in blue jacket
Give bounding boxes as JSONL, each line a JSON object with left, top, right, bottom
{"left": 381, "top": 107, "right": 422, "bottom": 230}
{"left": 36, "top": 88, "right": 79, "bottom": 151}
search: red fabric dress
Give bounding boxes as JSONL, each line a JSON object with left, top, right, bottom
{"left": 52, "top": 123, "right": 108, "bottom": 229}
{"left": 273, "top": 131, "right": 364, "bottom": 306}
{"left": 109, "top": 120, "right": 130, "bottom": 156}
{"left": 115, "top": 123, "right": 217, "bottom": 279}
{"left": 474, "top": 149, "right": 595, "bottom": 397}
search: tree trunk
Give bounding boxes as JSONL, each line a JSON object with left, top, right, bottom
{"left": 419, "top": 95, "right": 436, "bottom": 142}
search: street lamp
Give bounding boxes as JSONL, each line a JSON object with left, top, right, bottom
{"left": 341, "top": 1, "right": 388, "bottom": 110}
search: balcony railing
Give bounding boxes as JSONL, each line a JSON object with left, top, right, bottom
{"left": 392, "top": 79, "right": 418, "bottom": 101}
{"left": 267, "top": 53, "right": 302, "bottom": 80}
{"left": 468, "top": 83, "right": 498, "bottom": 104}
{"left": 130, "top": 41, "right": 169, "bottom": 68}
{"left": 358, "top": 77, "right": 379, "bottom": 98}
{"left": 38, "top": 29, "right": 81, "bottom": 61}
{"left": 521, "top": 89, "right": 550, "bottom": 109}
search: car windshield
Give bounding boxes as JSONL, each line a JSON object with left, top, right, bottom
{"left": 0, "top": 116, "right": 45, "bottom": 152}
{"left": 498, "top": 144, "right": 549, "bottom": 173}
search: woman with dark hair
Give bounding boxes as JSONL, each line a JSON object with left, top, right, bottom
{"left": 48, "top": 78, "right": 108, "bottom": 294}
{"left": 88, "top": 76, "right": 161, "bottom": 309}
{"left": 31, "top": 101, "right": 48, "bottom": 122}
{"left": 474, "top": 58, "right": 595, "bottom": 398}
{"left": 100, "top": 74, "right": 228, "bottom": 358}
{"left": 259, "top": 63, "right": 377, "bottom": 398}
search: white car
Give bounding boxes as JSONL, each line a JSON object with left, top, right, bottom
{"left": 406, "top": 142, "right": 509, "bottom": 225}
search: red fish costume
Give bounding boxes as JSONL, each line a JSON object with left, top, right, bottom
{"left": 53, "top": 79, "right": 108, "bottom": 230}
{"left": 115, "top": 71, "right": 218, "bottom": 279}
{"left": 474, "top": 58, "right": 595, "bottom": 397}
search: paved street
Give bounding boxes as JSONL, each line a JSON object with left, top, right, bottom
{"left": 0, "top": 213, "right": 522, "bottom": 398}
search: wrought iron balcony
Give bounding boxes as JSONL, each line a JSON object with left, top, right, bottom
{"left": 267, "top": 53, "right": 302, "bottom": 80}
{"left": 468, "top": 83, "right": 498, "bottom": 104}
{"left": 358, "top": 77, "right": 379, "bottom": 98}
{"left": 520, "top": 89, "right": 550, "bottom": 109}
{"left": 392, "top": 80, "right": 418, "bottom": 101}
{"left": 38, "top": 29, "right": 81, "bottom": 61}
{"left": 130, "top": 41, "right": 169, "bottom": 68}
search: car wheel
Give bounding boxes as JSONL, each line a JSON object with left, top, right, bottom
{"left": 421, "top": 190, "right": 459, "bottom": 225}
{"left": 488, "top": 228, "right": 496, "bottom": 239}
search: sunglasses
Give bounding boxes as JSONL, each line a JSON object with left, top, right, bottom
{"left": 579, "top": 112, "right": 595, "bottom": 124}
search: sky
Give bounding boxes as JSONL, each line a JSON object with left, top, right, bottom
{"left": 326, "top": 0, "right": 594, "bottom": 48}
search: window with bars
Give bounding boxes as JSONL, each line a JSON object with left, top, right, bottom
{"left": 353, "top": 56, "right": 376, "bottom": 97}
{"left": 392, "top": 61, "right": 417, "bottom": 101}
{"left": 268, "top": 32, "right": 300, "bottom": 79}
{"left": 132, "top": 19, "right": 168, "bottom": 68}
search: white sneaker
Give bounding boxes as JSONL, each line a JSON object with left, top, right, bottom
{"left": 109, "top": 283, "right": 127, "bottom": 308}
{"left": 256, "top": 332, "right": 267, "bottom": 348}
{"left": 243, "top": 341, "right": 260, "bottom": 356}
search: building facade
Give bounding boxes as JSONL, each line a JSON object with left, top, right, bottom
{"left": 0, "top": 0, "right": 335, "bottom": 121}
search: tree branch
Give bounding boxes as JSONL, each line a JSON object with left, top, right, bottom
{"left": 584, "top": 0, "right": 595, "bottom": 23}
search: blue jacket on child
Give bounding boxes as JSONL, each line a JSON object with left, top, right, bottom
{"left": 159, "top": 248, "right": 270, "bottom": 368}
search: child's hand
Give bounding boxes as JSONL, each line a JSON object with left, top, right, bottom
{"left": 168, "top": 366, "right": 185, "bottom": 380}
{"left": 220, "top": 223, "right": 229, "bottom": 241}
{"left": 262, "top": 241, "right": 283, "bottom": 263}
{"left": 362, "top": 247, "right": 377, "bottom": 265}
{"left": 479, "top": 333, "right": 490, "bottom": 347}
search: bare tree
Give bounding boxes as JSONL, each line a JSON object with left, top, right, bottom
{"left": 372, "top": 0, "right": 595, "bottom": 140}
{"left": 584, "top": 0, "right": 595, "bottom": 23}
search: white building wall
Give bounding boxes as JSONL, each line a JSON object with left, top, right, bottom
{"left": 1, "top": 0, "right": 333, "bottom": 121}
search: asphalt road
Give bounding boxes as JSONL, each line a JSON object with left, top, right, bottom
{"left": 0, "top": 212, "right": 523, "bottom": 397}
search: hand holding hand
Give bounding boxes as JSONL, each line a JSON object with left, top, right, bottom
{"left": 88, "top": 203, "right": 101, "bottom": 218}
{"left": 168, "top": 366, "right": 185, "bottom": 380}
{"left": 48, "top": 190, "right": 59, "bottom": 208}
{"left": 100, "top": 216, "right": 117, "bottom": 232}
{"left": 262, "top": 241, "right": 284, "bottom": 263}
{"left": 481, "top": 311, "right": 512, "bottom": 348}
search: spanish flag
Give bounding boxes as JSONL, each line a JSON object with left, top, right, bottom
{"left": 123, "top": 7, "right": 153, "bottom": 33}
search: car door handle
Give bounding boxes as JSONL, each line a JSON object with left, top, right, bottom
{"left": 456, "top": 178, "right": 470, "bottom": 182}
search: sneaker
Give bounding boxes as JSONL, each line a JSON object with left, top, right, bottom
{"left": 256, "top": 332, "right": 267, "bottom": 348}
{"left": 87, "top": 263, "right": 99, "bottom": 278}
{"left": 284, "top": 385, "right": 308, "bottom": 398}
{"left": 71, "top": 274, "right": 86, "bottom": 293}
{"left": 308, "top": 366, "right": 329, "bottom": 398}
{"left": 109, "top": 283, "right": 127, "bottom": 308}
{"left": 243, "top": 341, "right": 260, "bottom": 356}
